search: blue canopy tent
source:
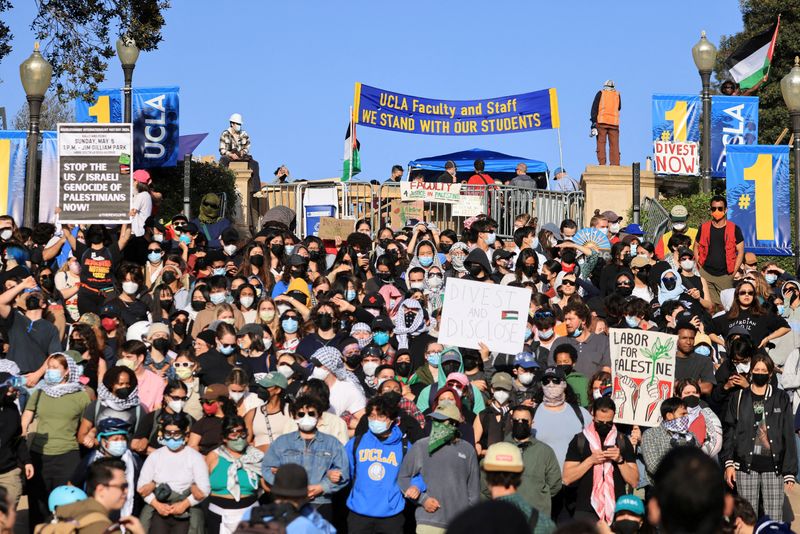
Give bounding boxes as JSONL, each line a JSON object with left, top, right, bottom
{"left": 407, "top": 148, "right": 549, "bottom": 185}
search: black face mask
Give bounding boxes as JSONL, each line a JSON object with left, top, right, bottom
{"left": 382, "top": 391, "right": 401, "bottom": 406}
{"left": 152, "top": 338, "right": 171, "bottom": 354}
{"left": 191, "top": 300, "right": 206, "bottom": 312}
{"left": 557, "top": 364, "right": 573, "bottom": 376}
{"left": 159, "top": 299, "right": 173, "bottom": 311}
{"left": 88, "top": 233, "right": 104, "bottom": 245}
{"left": 250, "top": 254, "right": 265, "bottom": 267}
{"left": 26, "top": 295, "right": 41, "bottom": 310}
{"left": 114, "top": 387, "right": 132, "bottom": 400}
{"left": 317, "top": 313, "right": 333, "bottom": 331}
{"left": 439, "top": 243, "right": 452, "bottom": 253}
{"left": 683, "top": 395, "right": 700, "bottom": 408}
{"left": 308, "top": 250, "right": 322, "bottom": 261}
{"left": 594, "top": 420, "right": 613, "bottom": 438}
{"left": 463, "top": 355, "right": 479, "bottom": 372}
{"left": 663, "top": 277, "right": 677, "bottom": 291}
{"left": 255, "top": 386, "right": 270, "bottom": 402}
{"left": 466, "top": 263, "right": 484, "bottom": 278}
{"left": 522, "top": 265, "right": 536, "bottom": 277}
{"left": 612, "top": 519, "right": 641, "bottom": 534}
{"left": 376, "top": 272, "right": 392, "bottom": 282}
{"left": 395, "top": 362, "right": 411, "bottom": 377}
{"left": 39, "top": 276, "right": 55, "bottom": 292}
{"left": 270, "top": 244, "right": 283, "bottom": 257}
{"left": 751, "top": 373, "right": 770, "bottom": 387}
{"left": 71, "top": 339, "right": 87, "bottom": 354}
{"left": 378, "top": 239, "right": 391, "bottom": 249}
{"left": 404, "top": 312, "right": 416, "bottom": 328}
{"left": 621, "top": 254, "right": 631, "bottom": 266}
{"left": 615, "top": 285, "right": 633, "bottom": 297}
{"left": 441, "top": 362, "right": 459, "bottom": 377}
{"left": 173, "top": 321, "right": 187, "bottom": 337}
{"left": 162, "top": 271, "right": 177, "bottom": 285}
{"left": 512, "top": 420, "right": 531, "bottom": 440}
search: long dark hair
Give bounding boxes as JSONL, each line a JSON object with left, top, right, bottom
{"left": 514, "top": 248, "right": 539, "bottom": 283}
{"left": 237, "top": 242, "right": 275, "bottom": 291}
{"left": 727, "top": 280, "right": 765, "bottom": 319}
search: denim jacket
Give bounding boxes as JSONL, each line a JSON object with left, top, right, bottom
{"left": 262, "top": 430, "right": 349, "bottom": 504}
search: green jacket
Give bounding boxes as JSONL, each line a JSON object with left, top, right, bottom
{"left": 566, "top": 372, "right": 590, "bottom": 407}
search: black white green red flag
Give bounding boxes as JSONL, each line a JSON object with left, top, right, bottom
{"left": 725, "top": 17, "right": 780, "bottom": 89}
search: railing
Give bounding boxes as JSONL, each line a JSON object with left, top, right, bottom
{"left": 640, "top": 196, "right": 670, "bottom": 244}
{"left": 253, "top": 181, "right": 585, "bottom": 239}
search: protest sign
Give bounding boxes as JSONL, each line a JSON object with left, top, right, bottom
{"left": 438, "top": 277, "right": 531, "bottom": 355}
{"left": 609, "top": 328, "right": 677, "bottom": 427}
{"left": 452, "top": 194, "right": 485, "bottom": 216}
{"left": 318, "top": 217, "right": 355, "bottom": 240}
{"left": 354, "top": 83, "right": 560, "bottom": 135}
{"left": 400, "top": 181, "right": 461, "bottom": 203}
{"left": 726, "top": 145, "right": 791, "bottom": 256}
{"left": 389, "top": 200, "right": 424, "bottom": 229}
{"left": 651, "top": 94, "right": 700, "bottom": 176}
{"left": 58, "top": 123, "right": 133, "bottom": 224}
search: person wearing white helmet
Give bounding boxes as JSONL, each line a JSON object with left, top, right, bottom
{"left": 219, "top": 112, "right": 260, "bottom": 183}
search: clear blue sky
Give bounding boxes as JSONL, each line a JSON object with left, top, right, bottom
{"left": 1, "top": 1, "right": 743, "bottom": 181}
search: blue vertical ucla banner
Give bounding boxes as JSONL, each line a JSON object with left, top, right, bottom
{"left": 651, "top": 95, "right": 700, "bottom": 143}
{"left": 710, "top": 96, "right": 758, "bottom": 178}
{"left": 75, "top": 86, "right": 179, "bottom": 168}
{"left": 0, "top": 132, "right": 28, "bottom": 223}
{"left": 726, "top": 145, "right": 791, "bottom": 256}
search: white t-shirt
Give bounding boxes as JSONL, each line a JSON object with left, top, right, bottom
{"left": 328, "top": 379, "right": 366, "bottom": 417}
{"left": 131, "top": 191, "right": 153, "bottom": 237}
{"left": 138, "top": 445, "right": 210, "bottom": 505}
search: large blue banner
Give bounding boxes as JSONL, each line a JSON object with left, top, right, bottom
{"left": 651, "top": 94, "right": 700, "bottom": 143}
{"left": 0, "top": 131, "right": 28, "bottom": 224}
{"left": 39, "top": 131, "right": 58, "bottom": 224}
{"left": 710, "top": 95, "right": 758, "bottom": 178}
{"left": 354, "top": 83, "right": 560, "bottom": 135}
{"left": 75, "top": 86, "right": 179, "bottom": 168}
{"left": 726, "top": 145, "right": 791, "bottom": 256}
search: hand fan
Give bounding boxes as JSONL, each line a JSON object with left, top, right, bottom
{"left": 571, "top": 227, "right": 611, "bottom": 250}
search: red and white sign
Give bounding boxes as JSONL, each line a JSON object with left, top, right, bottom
{"left": 654, "top": 141, "right": 699, "bottom": 176}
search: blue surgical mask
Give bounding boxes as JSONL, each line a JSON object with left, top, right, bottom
{"left": 219, "top": 345, "right": 235, "bottom": 356}
{"left": 538, "top": 329, "right": 554, "bottom": 340}
{"left": 164, "top": 437, "right": 185, "bottom": 451}
{"left": 419, "top": 256, "right": 434, "bottom": 267}
{"left": 427, "top": 352, "right": 441, "bottom": 367}
{"left": 630, "top": 244, "right": 638, "bottom": 256}
{"left": 210, "top": 292, "right": 227, "bottom": 305}
{"left": 524, "top": 329, "right": 533, "bottom": 341}
{"left": 778, "top": 305, "right": 786, "bottom": 316}
{"left": 213, "top": 267, "right": 226, "bottom": 277}
{"left": 105, "top": 440, "right": 128, "bottom": 457}
{"left": 485, "top": 232, "right": 497, "bottom": 245}
{"left": 44, "top": 369, "right": 63, "bottom": 384}
{"left": 345, "top": 289, "right": 357, "bottom": 302}
{"left": 571, "top": 327, "right": 583, "bottom": 338}
{"left": 766, "top": 274, "right": 778, "bottom": 285}
{"left": 148, "top": 251, "right": 162, "bottom": 264}
{"left": 694, "top": 345, "right": 712, "bottom": 357}
{"left": 282, "top": 318, "right": 299, "bottom": 334}
{"left": 373, "top": 331, "right": 390, "bottom": 346}
{"left": 625, "top": 316, "right": 640, "bottom": 328}
{"left": 285, "top": 245, "right": 295, "bottom": 256}
{"left": 368, "top": 419, "right": 390, "bottom": 435}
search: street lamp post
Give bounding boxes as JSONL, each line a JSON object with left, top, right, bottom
{"left": 116, "top": 36, "right": 140, "bottom": 123}
{"left": 19, "top": 42, "right": 52, "bottom": 226}
{"left": 781, "top": 56, "right": 800, "bottom": 272}
{"left": 692, "top": 31, "right": 717, "bottom": 194}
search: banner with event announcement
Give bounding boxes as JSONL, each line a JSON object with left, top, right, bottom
{"left": 354, "top": 83, "right": 560, "bottom": 135}
{"left": 610, "top": 328, "right": 677, "bottom": 427}
{"left": 400, "top": 181, "right": 461, "bottom": 203}
{"left": 438, "top": 278, "right": 531, "bottom": 355}
{"left": 726, "top": 145, "right": 791, "bottom": 256}
{"left": 652, "top": 94, "right": 700, "bottom": 175}
{"left": 710, "top": 95, "right": 758, "bottom": 178}
{"left": 58, "top": 123, "right": 133, "bottom": 224}
{"left": 75, "top": 86, "right": 179, "bottom": 168}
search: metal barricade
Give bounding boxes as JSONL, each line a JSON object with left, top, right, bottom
{"left": 253, "top": 183, "right": 305, "bottom": 232}
{"left": 641, "top": 196, "right": 670, "bottom": 244}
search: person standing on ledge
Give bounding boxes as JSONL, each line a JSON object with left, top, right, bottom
{"left": 219, "top": 112, "right": 260, "bottom": 183}
{"left": 590, "top": 80, "right": 621, "bottom": 166}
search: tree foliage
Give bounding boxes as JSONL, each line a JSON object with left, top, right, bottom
{"left": 714, "top": 1, "right": 800, "bottom": 146}
{"left": 149, "top": 161, "right": 239, "bottom": 223}
{"left": 12, "top": 95, "right": 74, "bottom": 130}
{"left": 2, "top": 0, "right": 169, "bottom": 101}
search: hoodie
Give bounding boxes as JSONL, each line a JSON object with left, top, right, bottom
{"left": 415, "top": 347, "right": 486, "bottom": 415}
{"left": 345, "top": 425, "right": 407, "bottom": 517}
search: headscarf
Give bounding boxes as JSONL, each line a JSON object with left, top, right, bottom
{"left": 393, "top": 298, "right": 427, "bottom": 349}
{"left": 424, "top": 269, "right": 445, "bottom": 314}
{"left": 408, "top": 240, "right": 444, "bottom": 271}
{"left": 97, "top": 381, "right": 140, "bottom": 411}
{"left": 350, "top": 323, "right": 372, "bottom": 349}
{"left": 0, "top": 360, "right": 20, "bottom": 376}
{"left": 448, "top": 242, "right": 469, "bottom": 274}
{"left": 37, "top": 354, "right": 84, "bottom": 398}
{"left": 378, "top": 284, "right": 404, "bottom": 318}
{"left": 658, "top": 269, "right": 685, "bottom": 304}
{"left": 311, "top": 346, "right": 363, "bottom": 392}
{"left": 216, "top": 444, "right": 264, "bottom": 502}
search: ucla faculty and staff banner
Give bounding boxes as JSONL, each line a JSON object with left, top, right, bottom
{"left": 75, "top": 86, "right": 180, "bottom": 168}
{"left": 354, "top": 83, "right": 560, "bottom": 135}
{"left": 726, "top": 145, "right": 791, "bottom": 256}
{"left": 711, "top": 96, "right": 758, "bottom": 178}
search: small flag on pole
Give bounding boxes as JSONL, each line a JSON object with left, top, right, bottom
{"left": 342, "top": 112, "right": 361, "bottom": 182}
{"left": 726, "top": 17, "right": 780, "bottom": 89}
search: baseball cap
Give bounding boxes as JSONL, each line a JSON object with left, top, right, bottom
{"left": 677, "top": 247, "right": 694, "bottom": 259}
{"left": 430, "top": 403, "right": 461, "bottom": 422}
{"left": 98, "top": 303, "right": 119, "bottom": 319}
{"left": 630, "top": 255, "right": 650, "bottom": 269}
{"left": 543, "top": 367, "right": 566, "bottom": 381}
{"left": 133, "top": 169, "right": 151, "bottom": 183}
{"left": 622, "top": 223, "right": 644, "bottom": 236}
{"left": 493, "top": 249, "right": 514, "bottom": 261}
{"left": 601, "top": 210, "right": 622, "bottom": 223}
{"left": 257, "top": 372, "right": 288, "bottom": 390}
{"left": 483, "top": 442, "right": 524, "bottom": 473}
{"left": 670, "top": 205, "right": 689, "bottom": 222}
{"left": 441, "top": 350, "right": 462, "bottom": 365}
{"left": 237, "top": 323, "right": 264, "bottom": 338}
{"left": 553, "top": 167, "right": 565, "bottom": 176}
{"left": 541, "top": 223, "right": 562, "bottom": 240}
{"left": 362, "top": 292, "right": 386, "bottom": 310}
{"left": 615, "top": 495, "right": 645, "bottom": 516}
{"left": 514, "top": 352, "right": 540, "bottom": 369}
{"left": 201, "top": 383, "right": 229, "bottom": 401}
{"left": 491, "top": 372, "right": 513, "bottom": 392}
{"left": 727, "top": 325, "right": 751, "bottom": 339}
{"left": 371, "top": 316, "right": 393, "bottom": 332}
{"left": 445, "top": 373, "right": 469, "bottom": 389}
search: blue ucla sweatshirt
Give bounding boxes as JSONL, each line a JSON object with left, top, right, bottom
{"left": 345, "top": 425, "right": 407, "bottom": 517}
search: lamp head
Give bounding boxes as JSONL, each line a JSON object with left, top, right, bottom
{"left": 692, "top": 30, "right": 717, "bottom": 73}
{"left": 116, "top": 36, "right": 140, "bottom": 66}
{"left": 781, "top": 56, "right": 800, "bottom": 114}
{"left": 19, "top": 42, "right": 52, "bottom": 98}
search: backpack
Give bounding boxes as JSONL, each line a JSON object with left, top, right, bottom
{"left": 34, "top": 512, "right": 110, "bottom": 534}
{"left": 94, "top": 402, "right": 142, "bottom": 436}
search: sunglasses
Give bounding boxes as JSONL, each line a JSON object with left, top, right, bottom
{"left": 710, "top": 206, "right": 726, "bottom": 212}
{"left": 227, "top": 430, "right": 247, "bottom": 439}
{"left": 738, "top": 290, "right": 754, "bottom": 296}
{"left": 561, "top": 280, "right": 576, "bottom": 287}
{"left": 542, "top": 377, "right": 563, "bottom": 386}
{"left": 616, "top": 282, "right": 632, "bottom": 287}
{"left": 534, "top": 311, "right": 554, "bottom": 319}
{"left": 203, "top": 202, "right": 220, "bottom": 209}
{"left": 510, "top": 418, "right": 530, "bottom": 425}
{"left": 296, "top": 411, "right": 318, "bottom": 418}
{"left": 219, "top": 343, "right": 235, "bottom": 349}
{"left": 168, "top": 395, "right": 189, "bottom": 402}
{"left": 162, "top": 431, "right": 184, "bottom": 439}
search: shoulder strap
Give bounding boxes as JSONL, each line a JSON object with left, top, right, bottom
{"left": 570, "top": 403, "right": 585, "bottom": 426}
{"left": 133, "top": 405, "right": 142, "bottom": 435}
{"left": 528, "top": 506, "right": 539, "bottom": 529}
{"left": 76, "top": 512, "right": 109, "bottom": 528}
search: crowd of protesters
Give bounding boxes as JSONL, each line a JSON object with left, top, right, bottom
{"left": 0, "top": 162, "right": 794, "bottom": 534}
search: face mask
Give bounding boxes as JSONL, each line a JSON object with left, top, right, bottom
{"left": 426, "top": 352, "right": 441, "bottom": 367}
{"left": 233, "top": 124, "right": 242, "bottom": 132}
{"left": 229, "top": 391, "right": 245, "bottom": 403}
{"left": 751, "top": 373, "right": 769, "bottom": 387}
{"left": 148, "top": 251, "right": 162, "bottom": 264}
{"left": 167, "top": 399, "right": 186, "bottom": 413}
{"left": 571, "top": 327, "right": 583, "bottom": 338}
{"left": 598, "top": 227, "right": 609, "bottom": 235}
{"left": 523, "top": 329, "right": 533, "bottom": 341}
{"left": 152, "top": 338, "right": 170, "bottom": 354}
{"left": 345, "top": 289, "right": 357, "bottom": 302}
{"left": 240, "top": 296, "right": 254, "bottom": 309}
{"left": 680, "top": 259, "right": 695, "bottom": 271}
{"left": 219, "top": 344, "right": 235, "bottom": 356}
{"left": 116, "top": 359, "right": 137, "bottom": 371}
{"left": 179, "top": 234, "right": 192, "bottom": 245}
{"left": 105, "top": 440, "right": 128, "bottom": 457}
{"left": 519, "top": 372, "right": 535, "bottom": 385}
{"left": 258, "top": 310, "right": 276, "bottom": 323}
{"left": 44, "top": 369, "right": 63, "bottom": 384}
{"left": 362, "top": 361, "right": 379, "bottom": 377}
{"left": 663, "top": 277, "right": 677, "bottom": 291}
{"left": 114, "top": 387, "right": 132, "bottom": 400}
{"left": 202, "top": 402, "right": 219, "bottom": 416}
{"left": 311, "top": 366, "right": 330, "bottom": 381}
{"left": 213, "top": 267, "right": 227, "bottom": 277}
{"left": 317, "top": 313, "right": 333, "bottom": 330}
{"left": 122, "top": 282, "right": 139, "bottom": 295}
{"left": 765, "top": 273, "right": 778, "bottom": 285}
{"left": 373, "top": 332, "right": 390, "bottom": 346}
{"left": 191, "top": 300, "right": 206, "bottom": 312}
{"left": 616, "top": 285, "right": 633, "bottom": 297}
{"left": 152, "top": 234, "right": 164, "bottom": 243}
{"left": 612, "top": 519, "right": 641, "bottom": 534}
{"left": 223, "top": 244, "right": 237, "bottom": 256}
{"left": 101, "top": 318, "right": 117, "bottom": 333}
{"left": 419, "top": 256, "right": 434, "bottom": 267}
{"left": 735, "top": 362, "right": 751, "bottom": 374}
{"left": 511, "top": 420, "right": 531, "bottom": 440}
{"left": 450, "top": 256, "right": 465, "bottom": 269}
{"left": 630, "top": 243, "right": 638, "bottom": 256}
{"left": 175, "top": 366, "right": 193, "bottom": 380}
{"left": 297, "top": 415, "right": 318, "bottom": 432}
{"left": 522, "top": 265, "right": 537, "bottom": 277}
{"left": 557, "top": 364, "right": 573, "bottom": 376}
{"left": 625, "top": 316, "right": 640, "bottom": 328}
{"left": 428, "top": 276, "right": 444, "bottom": 290}
{"left": 609, "top": 223, "right": 621, "bottom": 234}
{"left": 164, "top": 437, "right": 185, "bottom": 451}
{"left": 485, "top": 232, "right": 496, "bottom": 245}
{"left": 282, "top": 318, "right": 299, "bottom": 334}
{"left": 711, "top": 208, "right": 726, "bottom": 221}
{"left": 594, "top": 420, "right": 613, "bottom": 437}
{"left": 538, "top": 329, "right": 554, "bottom": 340}
{"left": 390, "top": 362, "right": 410, "bottom": 377}
{"left": 493, "top": 390, "right": 510, "bottom": 404}
{"left": 683, "top": 395, "right": 700, "bottom": 408}
{"left": 277, "top": 364, "right": 294, "bottom": 378}
{"left": 0, "top": 230, "right": 11, "bottom": 241}
{"left": 162, "top": 271, "right": 177, "bottom": 285}
{"left": 228, "top": 437, "right": 248, "bottom": 452}
{"left": 673, "top": 222, "right": 687, "bottom": 231}
{"left": 409, "top": 282, "right": 424, "bottom": 290}
{"left": 368, "top": 419, "right": 390, "bottom": 435}
{"left": 778, "top": 304, "right": 786, "bottom": 315}
{"left": 210, "top": 292, "right": 227, "bottom": 305}
{"left": 284, "top": 245, "right": 295, "bottom": 256}
{"left": 270, "top": 244, "right": 284, "bottom": 257}
{"left": 694, "top": 345, "right": 711, "bottom": 357}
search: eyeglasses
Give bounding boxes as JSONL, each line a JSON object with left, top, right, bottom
{"left": 534, "top": 311, "right": 554, "bottom": 319}
{"left": 510, "top": 418, "right": 530, "bottom": 425}
{"left": 710, "top": 206, "right": 726, "bottom": 212}
{"left": 162, "top": 431, "right": 184, "bottom": 439}
{"left": 738, "top": 290, "right": 754, "bottom": 296}
{"left": 616, "top": 281, "right": 632, "bottom": 287}
{"left": 103, "top": 482, "right": 129, "bottom": 491}
{"left": 295, "top": 410, "right": 318, "bottom": 418}
{"left": 561, "top": 280, "right": 576, "bottom": 287}
{"left": 227, "top": 430, "right": 247, "bottom": 439}
{"left": 542, "top": 377, "right": 563, "bottom": 385}
{"left": 168, "top": 395, "right": 189, "bottom": 402}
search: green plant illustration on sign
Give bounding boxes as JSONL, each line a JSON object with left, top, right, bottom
{"left": 640, "top": 337, "right": 675, "bottom": 386}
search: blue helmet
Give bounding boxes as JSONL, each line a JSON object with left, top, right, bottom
{"left": 96, "top": 417, "right": 131, "bottom": 438}
{"left": 48, "top": 485, "right": 87, "bottom": 512}
{"left": 514, "top": 352, "right": 540, "bottom": 369}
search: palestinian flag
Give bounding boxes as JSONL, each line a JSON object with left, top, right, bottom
{"left": 342, "top": 120, "right": 361, "bottom": 182}
{"left": 501, "top": 310, "right": 519, "bottom": 321}
{"left": 726, "top": 18, "right": 780, "bottom": 89}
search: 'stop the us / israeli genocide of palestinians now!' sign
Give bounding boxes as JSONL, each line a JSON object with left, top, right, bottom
{"left": 58, "top": 123, "right": 133, "bottom": 224}
{"left": 353, "top": 83, "right": 560, "bottom": 135}
{"left": 609, "top": 328, "right": 677, "bottom": 427}
{"left": 438, "top": 278, "right": 532, "bottom": 355}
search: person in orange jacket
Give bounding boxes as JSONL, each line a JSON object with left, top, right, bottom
{"left": 590, "top": 81, "right": 621, "bottom": 166}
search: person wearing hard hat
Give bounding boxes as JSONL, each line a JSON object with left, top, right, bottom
{"left": 219, "top": 112, "right": 260, "bottom": 183}
{"left": 655, "top": 204, "right": 698, "bottom": 260}
{"left": 590, "top": 80, "right": 621, "bottom": 166}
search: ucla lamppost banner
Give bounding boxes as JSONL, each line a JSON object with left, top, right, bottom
{"left": 651, "top": 94, "right": 700, "bottom": 175}
{"left": 0, "top": 131, "right": 28, "bottom": 223}
{"left": 75, "top": 86, "right": 180, "bottom": 168}
{"left": 353, "top": 83, "right": 560, "bottom": 135}
{"left": 726, "top": 145, "right": 791, "bottom": 256}
{"left": 710, "top": 95, "right": 759, "bottom": 178}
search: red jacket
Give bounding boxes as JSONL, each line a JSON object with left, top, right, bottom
{"left": 696, "top": 220, "right": 737, "bottom": 275}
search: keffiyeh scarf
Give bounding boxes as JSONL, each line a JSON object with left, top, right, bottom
{"left": 37, "top": 355, "right": 85, "bottom": 398}
{"left": 582, "top": 422, "right": 618, "bottom": 524}
{"left": 393, "top": 299, "right": 427, "bottom": 350}
{"left": 97, "top": 381, "right": 140, "bottom": 411}
{"left": 216, "top": 445, "right": 264, "bottom": 502}
{"left": 312, "top": 346, "right": 363, "bottom": 392}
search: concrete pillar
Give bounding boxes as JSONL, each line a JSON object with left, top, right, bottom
{"left": 580, "top": 165, "right": 662, "bottom": 225}
{"left": 229, "top": 161, "right": 253, "bottom": 238}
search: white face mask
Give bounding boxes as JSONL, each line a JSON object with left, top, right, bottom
{"left": 224, "top": 244, "right": 237, "bottom": 256}
{"left": 428, "top": 276, "right": 443, "bottom": 290}
{"left": 680, "top": 259, "right": 695, "bottom": 271}
{"left": 297, "top": 415, "right": 318, "bottom": 432}
{"left": 277, "top": 364, "right": 294, "bottom": 378}
{"left": 311, "top": 366, "right": 330, "bottom": 381}
{"left": 362, "top": 361, "right": 379, "bottom": 377}
{"left": 493, "top": 390, "right": 510, "bottom": 404}
{"left": 122, "top": 282, "right": 139, "bottom": 295}
{"left": 153, "top": 233, "right": 164, "bottom": 243}
{"left": 263, "top": 338, "right": 273, "bottom": 350}
{"left": 673, "top": 222, "right": 687, "bottom": 231}
{"left": 609, "top": 223, "right": 621, "bottom": 234}
{"left": 410, "top": 282, "right": 424, "bottom": 290}
{"left": 240, "top": 296, "right": 254, "bottom": 309}
{"left": 229, "top": 391, "right": 246, "bottom": 403}
{"left": 519, "top": 372, "right": 535, "bottom": 385}
{"left": 0, "top": 230, "right": 12, "bottom": 241}
{"left": 167, "top": 399, "right": 185, "bottom": 413}
{"left": 735, "top": 362, "right": 751, "bottom": 374}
